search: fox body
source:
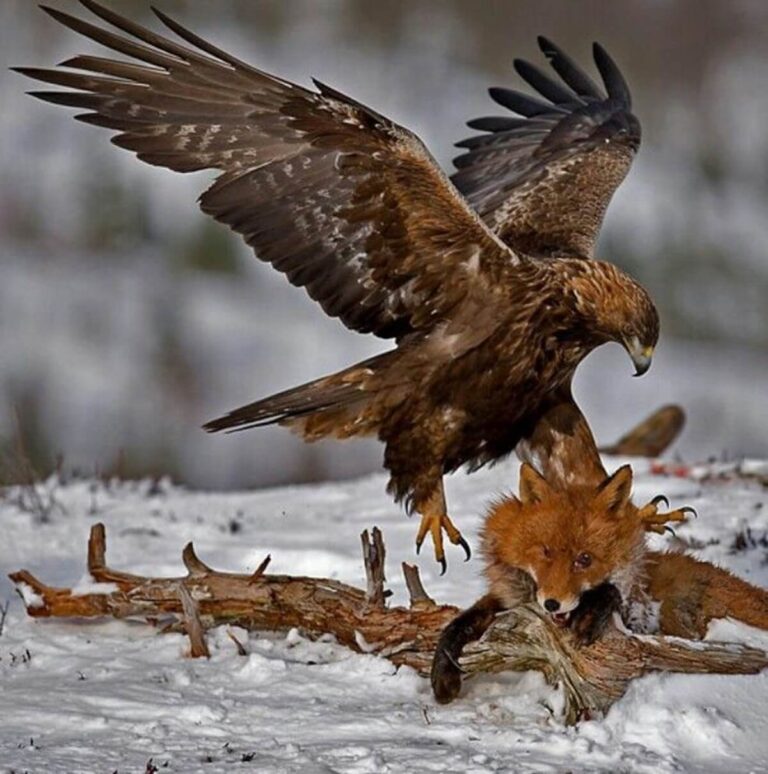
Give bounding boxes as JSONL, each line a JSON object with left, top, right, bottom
{"left": 432, "top": 463, "right": 768, "bottom": 703}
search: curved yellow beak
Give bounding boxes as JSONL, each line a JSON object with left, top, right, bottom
{"left": 625, "top": 337, "right": 654, "bottom": 377}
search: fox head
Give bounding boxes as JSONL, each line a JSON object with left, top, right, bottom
{"left": 481, "top": 463, "right": 644, "bottom": 624}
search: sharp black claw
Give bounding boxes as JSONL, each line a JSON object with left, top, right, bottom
{"left": 664, "top": 526, "right": 676, "bottom": 537}
{"left": 439, "top": 557, "right": 447, "bottom": 576}
{"left": 652, "top": 494, "right": 669, "bottom": 509}
{"left": 681, "top": 506, "right": 698, "bottom": 518}
{"left": 459, "top": 536, "right": 472, "bottom": 562}
{"left": 415, "top": 539, "right": 423, "bottom": 556}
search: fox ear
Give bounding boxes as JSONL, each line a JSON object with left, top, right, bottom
{"left": 597, "top": 464, "right": 633, "bottom": 512}
{"left": 518, "top": 463, "right": 551, "bottom": 505}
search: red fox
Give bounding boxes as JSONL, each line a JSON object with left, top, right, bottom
{"left": 432, "top": 463, "right": 768, "bottom": 703}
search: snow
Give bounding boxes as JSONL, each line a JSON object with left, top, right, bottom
{"left": 70, "top": 576, "right": 121, "bottom": 597}
{"left": 1, "top": 458, "right": 768, "bottom": 772}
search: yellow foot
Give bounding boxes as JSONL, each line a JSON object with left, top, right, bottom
{"left": 639, "top": 495, "right": 696, "bottom": 535}
{"left": 415, "top": 511, "right": 471, "bottom": 575}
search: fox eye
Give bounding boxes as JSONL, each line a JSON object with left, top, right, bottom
{"left": 541, "top": 545, "right": 551, "bottom": 559}
{"left": 574, "top": 552, "right": 592, "bottom": 569}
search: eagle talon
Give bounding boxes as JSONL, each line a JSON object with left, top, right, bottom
{"left": 414, "top": 497, "right": 468, "bottom": 574}
{"left": 681, "top": 506, "right": 698, "bottom": 518}
{"left": 639, "top": 491, "right": 695, "bottom": 537}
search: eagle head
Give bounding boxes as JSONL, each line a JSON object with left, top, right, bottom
{"left": 567, "top": 261, "right": 660, "bottom": 376}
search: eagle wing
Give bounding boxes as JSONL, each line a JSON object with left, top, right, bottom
{"left": 18, "top": 0, "right": 518, "bottom": 340}
{"left": 452, "top": 37, "right": 640, "bottom": 259}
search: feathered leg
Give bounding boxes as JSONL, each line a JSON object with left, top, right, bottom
{"left": 414, "top": 480, "right": 471, "bottom": 574}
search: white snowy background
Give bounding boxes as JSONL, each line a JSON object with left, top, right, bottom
{"left": 2, "top": 458, "right": 768, "bottom": 772}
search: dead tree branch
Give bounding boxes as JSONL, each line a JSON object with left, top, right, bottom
{"left": 460, "top": 607, "right": 767, "bottom": 725}
{"left": 10, "top": 523, "right": 455, "bottom": 673}
{"left": 600, "top": 404, "right": 686, "bottom": 458}
{"left": 9, "top": 523, "right": 768, "bottom": 723}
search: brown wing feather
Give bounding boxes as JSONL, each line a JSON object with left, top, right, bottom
{"left": 516, "top": 386, "right": 607, "bottom": 489}
{"left": 18, "top": 0, "right": 517, "bottom": 339}
{"left": 453, "top": 37, "right": 640, "bottom": 259}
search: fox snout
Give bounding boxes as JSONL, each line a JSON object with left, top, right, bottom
{"left": 535, "top": 591, "right": 580, "bottom": 618}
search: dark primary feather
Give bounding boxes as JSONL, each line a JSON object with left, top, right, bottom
{"left": 592, "top": 42, "right": 632, "bottom": 107}
{"left": 512, "top": 59, "right": 576, "bottom": 106}
{"left": 19, "top": 0, "right": 517, "bottom": 341}
{"left": 538, "top": 35, "right": 603, "bottom": 99}
{"left": 453, "top": 36, "right": 641, "bottom": 259}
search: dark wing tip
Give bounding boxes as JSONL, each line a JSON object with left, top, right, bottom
{"left": 537, "top": 35, "right": 557, "bottom": 55}
{"left": 25, "top": 89, "right": 74, "bottom": 105}
{"left": 488, "top": 86, "right": 565, "bottom": 117}
{"left": 149, "top": 5, "right": 175, "bottom": 27}
{"left": 39, "top": 4, "right": 71, "bottom": 23}
{"left": 77, "top": 0, "right": 109, "bottom": 13}
{"left": 513, "top": 56, "right": 580, "bottom": 107}
{"left": 535, "top": 35, "right": 603, "bottom": 100}
{"left": 465, "top": 116, "right": 527, "bottom": 132}
{"left": 592, "top": 41, "right": 632, "bottom": 108}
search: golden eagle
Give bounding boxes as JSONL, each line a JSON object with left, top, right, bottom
{"left": 18, "top": 1, "right": 660, "bottom": 571}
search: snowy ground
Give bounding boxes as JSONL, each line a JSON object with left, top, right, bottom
{"left": 2, "top": 457, "right": 768, "bottom": 773}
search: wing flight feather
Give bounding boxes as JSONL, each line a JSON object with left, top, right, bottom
{"left": 19, "top": 0, "right": 519, "bottom": 339}
{"left": 453, "top": 36, "right": 641, "bottom": 259}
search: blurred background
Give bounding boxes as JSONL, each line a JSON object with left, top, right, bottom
{"left": 1, "top": 0, "right": 767, "bottom": 490}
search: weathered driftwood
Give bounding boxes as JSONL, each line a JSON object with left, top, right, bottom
{"left": 10, "top": 525, "right": 457, "bottom": 673}
{"left": 600, "top": 404, "right": 686, "bottom": 458}
{"left": 460, "top": 607, "right": 768, "bottom": 725}
{"left": 9, "top": 523, "right": 768, "bottom": 724}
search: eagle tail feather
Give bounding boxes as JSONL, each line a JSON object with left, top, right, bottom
{"left": 203, "top": 353, "right": 393, "bottom": 438}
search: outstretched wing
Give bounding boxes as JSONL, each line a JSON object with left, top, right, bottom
{"left": 18, "top": 0, "right": 517, "bottom": 340}
{"left": 453, "top": 37, "right": 640, "bottom": 259}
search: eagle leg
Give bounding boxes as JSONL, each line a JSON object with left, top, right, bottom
{"left": 414, "top": 483, "right": 471, "bottom": 574}
{"left": 638, "top": 496, "right": 696, "bottom": 535}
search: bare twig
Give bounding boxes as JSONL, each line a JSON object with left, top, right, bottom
{"left": 249, "top": 555, "right": 271, "bottom": 584}
{"left": 402, "top": 563, "right": 435, "bottom": 609}
{"left": 361, "top": 527, "right": 388, "bottom": 609}
{"left": 178, "top": 583, "right": 210, "bottom": 658}
{"left": 227, "top": 629, "right": 248, "bottom": 656}
{"left": 182, "top": 542, "right": 214, "bottom": 577}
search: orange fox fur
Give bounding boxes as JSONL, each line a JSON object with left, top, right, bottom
{"left": 484, "top": 463, "right": 644, "bottom": 623}
{"left": 483, "top": 463, "right": 768, "bottom": 635}
{"left": 432, "top": 463, "right": 768, "bottom": 703}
